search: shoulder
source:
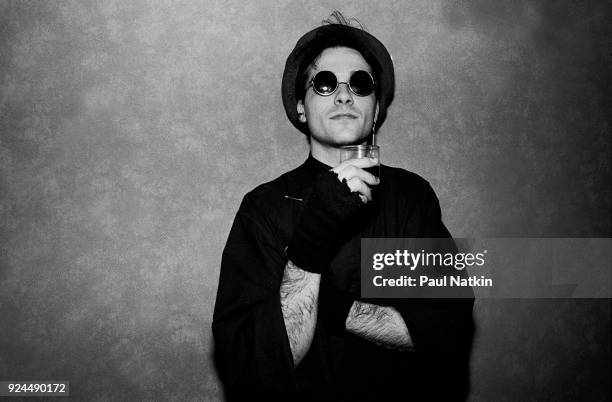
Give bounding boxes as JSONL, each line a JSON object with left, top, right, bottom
{"left": 380, "top": 164, "right": 439, "bottom": 203}
{"left": 241, "top": 166, "right": 302, "bottom": 209}
{"left": 379, "top": 165, "right": 450, "bottom": 237}
{"left": 234, "top": 165, "right": 306, "bottom": 244}
{"left": 235, "top": 164, "right": 307, "bottom": 230}
{"left": 382, "top": 165, "right": 430, "bottom": 187}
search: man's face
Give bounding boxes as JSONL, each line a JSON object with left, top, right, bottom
{"left": 298, "top": 47, "right": 379, "bottom": 148}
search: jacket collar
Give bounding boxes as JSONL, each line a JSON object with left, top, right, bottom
{"left": 304, "top": 154, "right": 333, "bottom": 174}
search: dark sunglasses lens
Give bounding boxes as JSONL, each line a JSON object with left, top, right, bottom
{"left": 349, "top": 71, "right": 375, "bottom": 96}
{"left": 313, "top": 71, "right": 337, "bottom": 95}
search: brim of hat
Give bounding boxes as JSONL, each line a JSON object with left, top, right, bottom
{"left": 282, "top": 24, "right": 395, "bottom": 136}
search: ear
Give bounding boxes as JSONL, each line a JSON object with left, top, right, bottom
{"left": 297, "top": 100, "right": 307, "bottom": 123}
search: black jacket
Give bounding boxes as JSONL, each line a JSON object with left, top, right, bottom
{"left": 213, "top": 155, "right": 474, "bottom": 401}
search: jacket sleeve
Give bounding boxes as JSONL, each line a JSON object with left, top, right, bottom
{"left": 212, "top": 194, "right": 295, "bottom": 398}
{"left": 388, "top": 183, "right": 475, "bottom": 400}
{"left": 395, "top": 182, "right": 474, "bottom": 353}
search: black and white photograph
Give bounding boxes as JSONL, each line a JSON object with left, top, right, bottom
{"left": 0, "top": 1, "right": 610, "bottom": 400}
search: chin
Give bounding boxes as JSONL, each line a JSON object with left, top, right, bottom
{"left": 310, "top": 126, "right": 370, "bottom": 148}
{"left": 331, "top": 130, "right": 369, "bottom": 146}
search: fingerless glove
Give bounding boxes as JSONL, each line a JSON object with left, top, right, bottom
{"left": 286, "top": 170, "right": 364, "bottom": 273}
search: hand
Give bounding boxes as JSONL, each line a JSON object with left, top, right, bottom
{"left": 286, "top": 169, "right": 366, "bottom": 273}
{"left": 332, "top": 157, "right": 380, "bottom": 203}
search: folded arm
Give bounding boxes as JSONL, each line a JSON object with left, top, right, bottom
{"left": 345, "top": 300, "right": 414, "bottom": 351}
{"left": 280, "top": 260, "right": 320, "bottom": 366}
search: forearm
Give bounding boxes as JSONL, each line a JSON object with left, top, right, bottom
{"left": 280, "top": 259, "right": 320, "bottom": 367}
{"left": 345, "top": 300, "right": 414, "bottom": 351}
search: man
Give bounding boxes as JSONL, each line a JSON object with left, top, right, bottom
{"left": 213, "top": 15, "right": 474, "bottom": 401}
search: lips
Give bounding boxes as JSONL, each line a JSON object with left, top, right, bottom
{"left": 330, "top": 113, "right": 358, "bottom": 120}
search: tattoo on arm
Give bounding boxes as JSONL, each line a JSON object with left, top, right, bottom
{"left": 280, "top": 260, "right": 320, "bottom": 367}
{"left": 346, "top": 300, "right": 414, "bottom": 351}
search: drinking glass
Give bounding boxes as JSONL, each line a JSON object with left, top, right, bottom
{"left": 339, "top": 145, "right": 380, "bottom": 179}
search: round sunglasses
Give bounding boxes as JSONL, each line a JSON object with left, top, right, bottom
{"left": 306, "top": 70, "right": 376, "bottom": 97}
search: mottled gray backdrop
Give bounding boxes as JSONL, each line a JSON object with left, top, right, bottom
{"left": 0, "top": 1, "right": 610, "bottom": 400}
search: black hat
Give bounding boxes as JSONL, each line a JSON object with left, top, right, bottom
{"left": 282, "top": 23, "right": 395, "bottom": 136}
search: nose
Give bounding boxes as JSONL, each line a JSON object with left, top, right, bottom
{"left": 334, "top": 82, "right": 353, "bottom": 105}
